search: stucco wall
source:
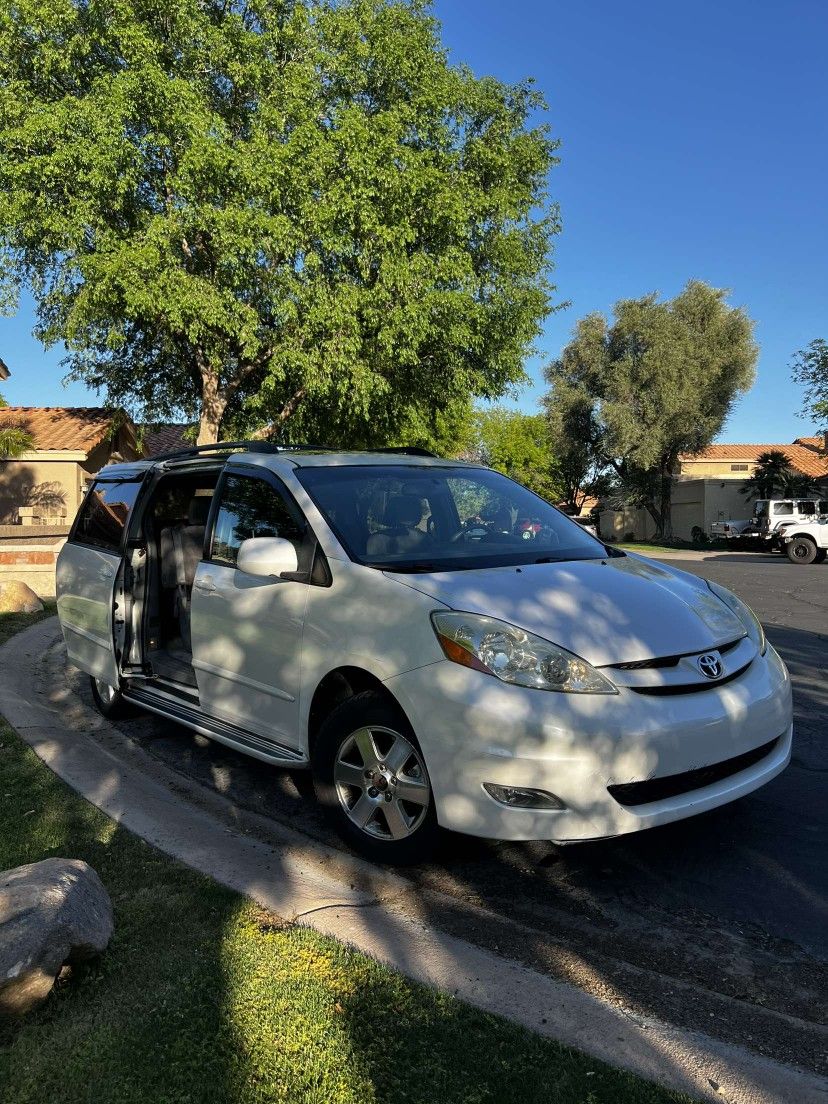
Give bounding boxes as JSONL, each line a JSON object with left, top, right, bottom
{"left": 678, "top": 461, "right": 756, "bottom": 478}
{"left": 0, "top": 458, "right": 84, "bottom": 524}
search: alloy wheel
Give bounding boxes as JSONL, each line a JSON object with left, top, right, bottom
{"left": 334, "top": 725, "right": 430, "bottom": 841}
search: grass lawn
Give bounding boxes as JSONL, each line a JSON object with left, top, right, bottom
{"left": 0, "top": 608, "right": 694, "bottom": 1104}
{"left": 615, "top": 541, "right": 725, "bottom": 555}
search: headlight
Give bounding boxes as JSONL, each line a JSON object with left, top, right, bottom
{"left": 706, "top": 580, "right": 766, "bottom": 655}
{"left": 431, "top": 611, "right": 617, "bottom": 694}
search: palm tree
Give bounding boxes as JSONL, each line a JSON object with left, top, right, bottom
{"left": 741, "top": 450, "right": 794, "bottom": 500}
{"left": 0, "top": 392, "right": 34, "bottom": 459}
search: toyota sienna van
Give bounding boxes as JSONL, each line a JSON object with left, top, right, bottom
{"left": 56, "top": 442, "right": 793, "bottom": 864}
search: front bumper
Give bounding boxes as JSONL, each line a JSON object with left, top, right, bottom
{"left": 384, "top": 645, "right": 793, "bottom": 842}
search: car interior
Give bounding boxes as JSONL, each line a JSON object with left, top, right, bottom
{"left": 139, "top": 470, "right": 221, "bottom": 687}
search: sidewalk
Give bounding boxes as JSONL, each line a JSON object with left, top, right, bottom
{"left": 2, "top": 618, "right": 825, "bottom": 1104}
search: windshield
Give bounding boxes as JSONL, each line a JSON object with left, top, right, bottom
{"left": 296, "top": 464, "right": 611, "bottom": 571}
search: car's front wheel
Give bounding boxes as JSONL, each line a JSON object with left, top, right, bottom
{"left": 786, "top": 536, "right": 818, "bottom": 564}
{"left": 312, "top": 690, "right": 438, "bottom": 865}
{"left": 89, "top": 675, "right": 133, "bottom": 719}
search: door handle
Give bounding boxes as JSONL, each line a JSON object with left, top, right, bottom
{"left": 194, "top": 575, "right": 217, "bottom": 594}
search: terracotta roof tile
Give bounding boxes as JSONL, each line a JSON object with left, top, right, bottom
{"left": 0, "top": 407, "right": 130, "bottom": 454}
{"left": 682, "top": 441, "right": 828, "bottom": 479}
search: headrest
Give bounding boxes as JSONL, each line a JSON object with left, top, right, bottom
{"left": 187, "top": 495, "right": 212, "bottom": 526}
{"left": 384, "top": 494, "right": 423, "bottom": 529}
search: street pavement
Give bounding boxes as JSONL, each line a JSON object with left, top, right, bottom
{"left": 64, "top": 552, "right": 827, "bottom": 1074}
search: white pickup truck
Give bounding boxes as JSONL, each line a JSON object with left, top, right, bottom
{"left": 778, "top": 519, "right": 828, "bottom": 564}
{"left": 713, "top": 498, "right": 828, "bottom": 548}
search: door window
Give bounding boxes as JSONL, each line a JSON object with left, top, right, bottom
{"left": 797, "top": 501, "right": 816, "bottom": 516}
{"left": 71, "top": 479, "right": 143, "bottom": 552}
{"left": 773, "top": 502, "right": 793, "bottom": 515}
{"left": 210, "top": 475, "right": 305, "bottom": 567}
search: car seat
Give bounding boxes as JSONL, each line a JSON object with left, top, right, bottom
{"left": 365, "top": 494, "right": 431, "bottom": 558}
{"left": 160, "top": 495, "right": 211, "bottom": 649}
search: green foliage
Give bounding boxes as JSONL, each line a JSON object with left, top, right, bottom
{"left": 0, "top": 0, "right": 560, "bottom": 444}
{"left": 0, "top": 390, "right": 35, "bottom": 458}
{"left": 791, "top": 338, "right": 828, "bottom": 426}
{"left": 470, "top": 406, "right": 559, "bottom": 500}
{"left": 543, "top": 381, "right": 608, "bottom": 513}
{"left": 543, "top": 281, "right": 758, "bottom": 538}
{"left": 741, "top": 449, "right": 822, "bottom": 500}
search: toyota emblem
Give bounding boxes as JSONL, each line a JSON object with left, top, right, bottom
{"left": 697, "top": 653, "right": 722, "bottom": 679}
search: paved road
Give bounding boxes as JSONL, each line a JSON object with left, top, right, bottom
{"left": 64, "top": 553, "right": 827, "bottom": 1072}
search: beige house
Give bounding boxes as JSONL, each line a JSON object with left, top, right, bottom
{"left": 600, "top": 435, "right": 828, "bottom": 542}
{"left": 0, "top": 407, "right": 143, "bottom": 525}
{"left": 0, "top": 407, "right": 144, "bottom": 595}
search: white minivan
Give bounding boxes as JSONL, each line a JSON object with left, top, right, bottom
{"left": 56, "top": 443, "right": 793, "bottom": 864}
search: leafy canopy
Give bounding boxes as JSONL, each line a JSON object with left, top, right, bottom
{"left": 0, "top": 0, "right": 560, "bottom": 443}
{"left": 791, "top": 339, "right": 828, "bottom": 427}
{"left": 543, "top": 281, "right": 758, "bottom": 537}
{"left": 468, "top": 406, "right": 559, "bottom": 501}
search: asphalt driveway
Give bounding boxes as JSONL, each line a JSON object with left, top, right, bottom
{"left": 61, "top": 553, "right": 827, "bottom": 1074}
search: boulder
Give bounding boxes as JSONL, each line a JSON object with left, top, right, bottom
{"left": 0, "top": 858, "right": 113, "bottom": 1015}
{"left": 0, "top": 580, "right": 43, "bottom": 615}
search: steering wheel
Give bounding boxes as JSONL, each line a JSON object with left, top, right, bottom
{"left": 450, "top": 523, "right": 489, "bottom": 543}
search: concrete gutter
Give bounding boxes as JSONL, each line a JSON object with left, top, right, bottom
{"left": 1, "top": 619, "right": 826, "bottom": 1104}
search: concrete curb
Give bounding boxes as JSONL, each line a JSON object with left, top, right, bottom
{"left": 1, "top": 619, "right": 826, "bottom": 1104}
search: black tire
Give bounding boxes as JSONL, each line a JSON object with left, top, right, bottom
{"left": 786, "top": 537, "right": 818, "bottom": 565}
{"left": 89, "top": 674, "right": 134, "bottom": 719}
{"left": 312, "top": 690, "right": 439, "bottom": 865}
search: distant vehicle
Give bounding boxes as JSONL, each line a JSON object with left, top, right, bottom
{"left": 713, "top": 498, "right": 828, "bottom": 547}
{"left": 710, "top": 517, "right": 753, "bottom": 542}
{"left": 778, "top": 519, "right": 828, "bottom": 564}
{"left": 572, "top": 516, "right": 599, "bottom": 538}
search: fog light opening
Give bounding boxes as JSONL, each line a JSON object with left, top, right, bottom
{"left": 482, "top": 783, "right": 566, "bottom": 810}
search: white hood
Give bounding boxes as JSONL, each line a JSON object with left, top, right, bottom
{"left": 388, "top": 554, "right": 746, "bottom": 666}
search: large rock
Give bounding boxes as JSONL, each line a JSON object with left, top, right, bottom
{"left": 0, "top": 858, "right": 113, "bottom": 1015}
{"left": 0, "top": 580, "right": 43, "bottom": 614}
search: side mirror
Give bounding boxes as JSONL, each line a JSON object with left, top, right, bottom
{"left": 237, "top": 536, "right": 298, "bottom": 579}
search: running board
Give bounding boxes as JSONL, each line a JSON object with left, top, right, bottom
{"left": 122, "top": 686, "right": 307, "bottom": 767}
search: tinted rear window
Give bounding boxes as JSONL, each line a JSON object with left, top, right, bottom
{"left": 72, "top": 479, "right": 143, "bottom": 552}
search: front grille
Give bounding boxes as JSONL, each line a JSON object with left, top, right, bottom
{"left": 607, "top": 736, "right": 780, "bottom": 807}
{"left": 628, "top": 658, "right": 752, "bottom": 694}
{"left": 611, "top": 637, "right": 743, "bottom": 671}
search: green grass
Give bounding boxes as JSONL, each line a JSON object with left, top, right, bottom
{"left": 0, "top": 609, "right": 694, "bottom": 1104}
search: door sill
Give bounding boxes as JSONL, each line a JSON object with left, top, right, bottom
{"left": 122, "top": 685, "right": 307, "bottom": 767}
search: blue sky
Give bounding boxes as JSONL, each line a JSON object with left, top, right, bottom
{"left": 2, "top": 0, "right": 826, "bottom": 442}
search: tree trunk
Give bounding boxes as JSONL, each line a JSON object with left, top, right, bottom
{"left": 658, "top": 468, "right": 673, "bottom": 541}
{"left": 197, "top": 367, "right": 227, "bottom": 445}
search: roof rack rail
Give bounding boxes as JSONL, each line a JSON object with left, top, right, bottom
{"left": 152, "top": 440, "right": 335, "bottom": 463}
{"left": 373, "top": 447, "right": 439, "bottom": 457}
{"left": 150, "top": 441, "right": 440, "bottom": 463}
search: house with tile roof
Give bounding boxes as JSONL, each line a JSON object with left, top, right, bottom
{"left": 0, "top": 407, "right": 144, "bottom": 526}
{"left": 678, "top": 435, "right": 828, "bottom": 482}
{"left": 600, "top": 435, "right": 828, "bottom": 543}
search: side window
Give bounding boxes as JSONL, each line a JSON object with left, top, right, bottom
{"left": 773, "top": 501, "right": 793, "bottom": 516}
{"left": 797, "top": 501, "right": 816, "bottom": 516}
{"left": 210, "top": 475, "right": 304, "bottom": 567}
{"left": 72, "top": 479, "right": 143, "bottom": 552}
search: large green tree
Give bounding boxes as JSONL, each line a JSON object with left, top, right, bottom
{"left": 543, "top": 281, "right": 758, "bottom": 539}
{"left": 542, "top": 380, "right": 609, "bottom": 514}
{"left": 0, "top": 0, "right": 559, "bottom": 444}
{"left": 467, "top": 406, "right": 559, "bottom": 500}
{"left": 791, "top": 339, "right": 828, "bottom": 428}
